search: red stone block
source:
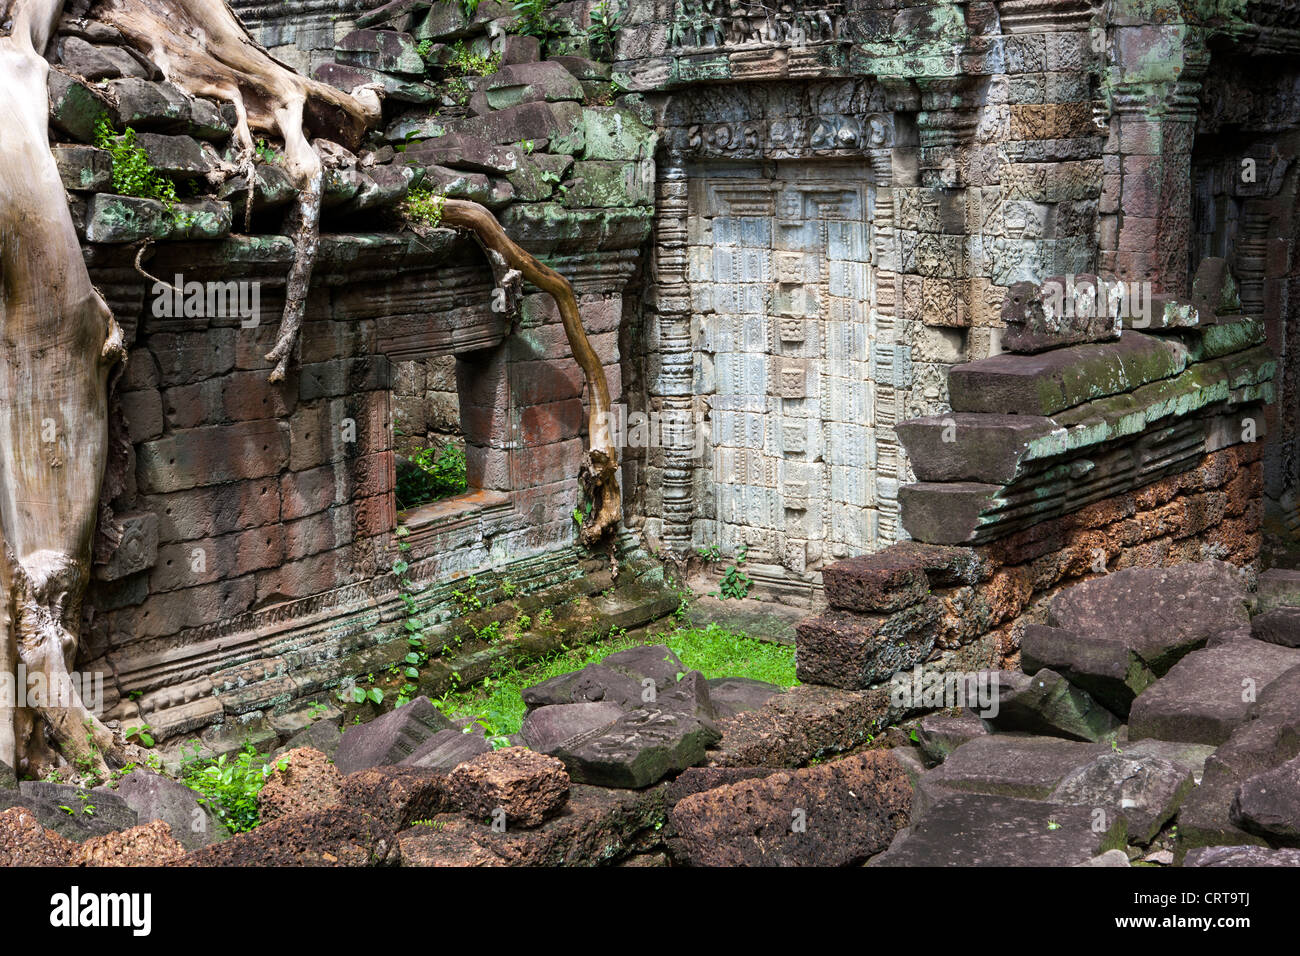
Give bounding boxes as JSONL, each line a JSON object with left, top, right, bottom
{"left": 519, "top": 399, "right": 583, "bottom": 446}
{"left": 137, "top": 420, "right": 290, "bottom": 493}
{"left": 222, "top": 369, "right": 296, "bottom": 421}
{"left": 149, "top": 525, "right": 286, "bottom": 592}
{"left": 121, "top": 388, "right": 164, "bottom": 443}
{"left": 513, "top": 437, "right": 585, "bottom": 488}
{"left": 141, "top": 479, "right": 281, "bottom": 543}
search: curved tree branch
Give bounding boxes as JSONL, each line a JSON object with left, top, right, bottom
{"left": 439, "top": 199, "right": 622, "bottom": 546}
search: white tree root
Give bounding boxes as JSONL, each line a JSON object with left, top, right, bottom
{"left": 1, "top": 0, "right": 126, "bottom": 777}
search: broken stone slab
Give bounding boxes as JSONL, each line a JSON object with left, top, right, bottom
{"left": 915, "top": 712, "right": 987, "bottom": 764}
{"left": 0, "top": 783, "right": 136, "bottom": 842}
{"left": 340, "top": 163, "right": 416, "bottom": 214}
{"left": 314, "top": 62, "right": 437, "bottom": 104}
{"left": 397, "top": 727, "right": 492, "bottom": 772}
{"left": 1000, "top": 275, "right": 1121, "bottom": 354}
{"left": 1184, "top": 845, "right": 1300, "bottom": 867}
{"left": 446, "top": 747, "right": 570, "bottom": 828}
{"left": 390, "top": 100, "right": 586, "bottom": 155}
{"left": 669, "top": 750, "right": 913, "bottom": 866}
{"left": 869, "top": 792, "right": 1125, "bottom": 867}
{"left": 919, "top": 735, "right": 1111, "bottom": 802}
{"left": 549, "top": 54, "right": 611, "bottom": 81}
{"left": 336, "top": 29, "right": 426, "bottom": 75}
{"left": 1050, "top": 749, "right": 1194, "bottom": 845}
{"left": 339, "top": 766, "right": 449, "bottom": 831}
{"left": 794, "top": 598, "right": 940, "bottom": 689}
{"left": 1129, "top": 642, "right": 1300, "bottom": 746}
{"left": 550, "top": 707, "right": 721, "bottom": 789}
{"left": 1048, "top": 560, "right": 1251, "bottom": 678}
{"left": 419, "top": 163, "right": 494, "bottom": 203}
{"left": 397, "top": 783, "right": 664, "bottom": 866}
{"left": 947, "top": 333, "right": 1187, "bottom": 417}
{"left": 484, "top": 61, "right": 584, "bottom": 109}
{"left": 706, "top": 677, "right": 782, "bottom": 718}
{"left": 1231, "top": 753, "right": 1300, "bottom": 846}
{"left": 52, "top": 144, "right": 112, "bottom": 191}
{"left": 983, "top": 668, "right": 1122, "bottom": 742}
{"left": 664, "top": 766, "right": 779, "bottom": 806}
{"left": 334, "top": 696, "right": 456, "bottom": 774}
{"left": 1175, "top": 713, "right": 1300, "bottom": 859}
{"left": 182, "top": 806, "right": 397, "bottom": 866}
{"left": 523, "top": 644, "right": 687, "bottom": 710}
{"left": 1251, "top": 607, "right": 1300, "bottom": 648}
{"left": 520, "top": 702, "right": 624, "bottom": 753}
{"left": 1021, "top": 624, "right": 1157, "bottom": 717}
{"left": 99, "top": 769, "right": 225, "bottom": 852}
{"left": 501, "top": 34, "right": 541, "bottom": 64}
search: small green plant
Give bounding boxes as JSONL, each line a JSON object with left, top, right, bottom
{"left": 537, "top": 608, "right": 554, "bottom": 627}
{"left": 695, "top": 544, "right": 721, "bottom": 563}
{"left": 519, "top": 139, "right": 536, "bottom": 154}
{"left": 396, "top": 443, "right": 468, "bottom": 511}
{"left": 511, "top": 0, "right": 553, "bottom": 39}
{"left": 500, "top": 578, "right": 518, "bottom": 599}
{"left": 124, "top": 723, "right": 155, "bottom": 748}
{"left": 717, "top": 545, "right": 752, "bottom": 600}
{"left": 403, "top": 186, "right": 448, "bottom": 230}
{"left": 588, "top": 0, "right": 621, "bottom": 54}
{"left": 448, "top": 40, "right": 501, "bottom": 77}
{"left": 452, "top": 575, "right": 484, "bottom": 614}
{"left": 94, "top": 119, "right": 178, "bottom": 207}
{"left": 254, "top": 138, "right": 280, "bottom": 165}
{"left": 180, "top": 742, "right": 286, "bottom": 834}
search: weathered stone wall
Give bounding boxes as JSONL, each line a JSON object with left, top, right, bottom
{"left": 799, "top": 441, "right": 1264, "bottom": 690}
{"left": 49, "top": 7, "right": 657, "bottom": 749}
{"left": 611, "top": 0, "right": 1300, "bottom": 594}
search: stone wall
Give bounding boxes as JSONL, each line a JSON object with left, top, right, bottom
{"left": 610, "top": 0, "right": 1300, "bottom": 596}
{"left": 48, "top": 7, "right": 657, "bottom": 748}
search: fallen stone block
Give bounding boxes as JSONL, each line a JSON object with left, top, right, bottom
{"left": 182, "top": 807, "right": 397, "bottom": 866}
{"left": 1021, "top": 623, "right": 1157, "bottom": 716}
{"left": 920, "top": 735, "right": 1110, "bottom": 802}
{"left": 76, "top": 819, "right": 186, "bottom": 866}
{"left": 1076, "top": 849, "right": 1131, "bottom": 866}
{"left": 340, "top": 766, "right": 449, "bottom": 831}
{"left": 551, "top": 708, "right": 721, "bottom": 789}
{"left": 397, "top": 783, "right": 665, "bottom": 866}
{"left": 1184, "top": 845, "right": 1300, "bottom": 866}
{"left": 999, "top": 275, "right": 1121, "bottom": 354}
{"left": 794, "top": 598, "right": 941, "bottom": 689}
{"left": 915, "top": 712, "right": 987, "bottom": 764}
{"left": 52, "top": 144, "right": 112, "bottom": 191}
{"left": 1050, "top": 749, "right": 1194, "bottom": 844}
{"left": 706, "top": 677, "right": 783, "bottom": 718}
{"left": 1129, "top": 642, "right": 1300, "bottom": 746}
{"left": 984, "top": 668, "right": 1121, "bottom": 742}
{"left": 1231, "top": 753, "right": 1300, "bottom": 846}
{"left": 334, "top": 697, "right": 455, "bottom": 774}
{"left": 275, "top": 718, "right": 343, "bottom": 760}
{"left": 520, "top": 701, "right": 624, "bottom": 753}
{"left": 397, "top": 727, "right": 491, "bottom": 771}
{"left": 0, "top": 807, "right": 77, "bottom": 866}
{"left": 870, "top": 792, "right": 1125, "bottom": 866}
{"left": 256, "top": 747, "right": 343, "bottom": 823}
{"left": 1048, "top": 560, "right": 1251, "bottom": 677}
{"left": 102, "top": 769, "right": 225, "bottom": 851}
{"left": 523, "top": 644, "right": 685, "bottom": 709}
{"left": 0, "top": 783, "right": 136, "bottom": 842}
{"left": 447, "top": 747, "right": 569, "bottom": 827}
{"left": 1251, "top": 607, "right": 1300, "bottom": 648}
{"left": 669, "top": 750, "right": 913, "bottom": 867}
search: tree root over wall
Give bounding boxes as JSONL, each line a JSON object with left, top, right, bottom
{"left": 0, "top": 0, "right": 622, "bottom": 771}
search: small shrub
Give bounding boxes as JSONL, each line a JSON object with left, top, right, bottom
{"left": 180, "top": 742, "right": 285, "bottom": 834}
{"left": 403, "top": 186, "right": 447, "bottom": 228}
{"left": 396, "top": 442, "right": 467, "bottom": 507}
{"left": 511, "top": 0, "right": 552, "bottom": 39}
{"left": 94, "top": 119, "right": 178, "bottom": 206}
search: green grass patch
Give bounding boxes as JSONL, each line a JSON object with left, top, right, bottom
{"left": 437, "top": 623, "right": 797, "bottom": 737}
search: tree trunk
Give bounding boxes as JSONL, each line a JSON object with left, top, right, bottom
{"left": 0, "top": 0, "right": 125, "bottom": 776}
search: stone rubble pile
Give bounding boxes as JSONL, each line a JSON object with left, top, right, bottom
{"left": 872, "top": 562, "right": 1300, "bottom": 866}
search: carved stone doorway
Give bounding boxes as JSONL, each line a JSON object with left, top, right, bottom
{"left": 689, "top": 160, "right": 878, "bottom": 577}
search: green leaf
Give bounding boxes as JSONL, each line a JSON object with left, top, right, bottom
{"left": 367, "top": 688, "right": 385, "bottom": 705}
